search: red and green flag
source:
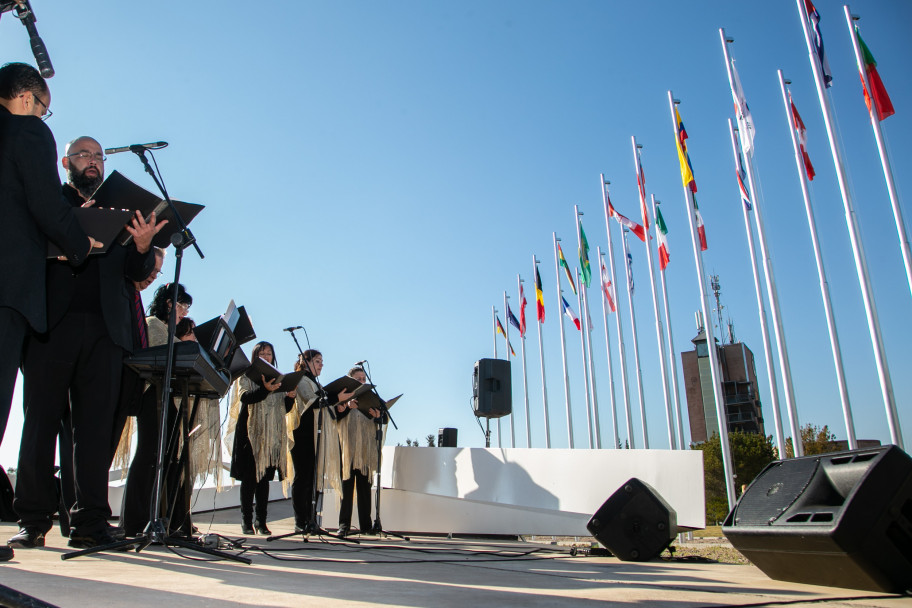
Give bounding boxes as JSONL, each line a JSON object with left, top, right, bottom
{"left": 855, "top": 26, "right": 894, "bottom": 121}
{"left": 557, "top": 243, "right": 577, "bottom": 295}
{"left": 693, "top": 194, "right": 708, "bottom": 251}
{"left": 579, "top": 220, "right": 591, "bottom": 288}
{"left": 655, "top": 206, "right": 671, "bottom": 271}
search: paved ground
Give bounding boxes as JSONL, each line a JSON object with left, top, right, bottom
{"left": 1, "top": 500, "right": 910, "bottom": 608}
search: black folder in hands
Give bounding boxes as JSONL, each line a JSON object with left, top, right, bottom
{"left": 47, "top": 207, "right": 134, "bottom": 258}
{"left": 89, "top": 170, "right": 205, "bottom": 248}
{"left": 355, "top": 393, "right": 402, "bottom": 416}
{"left": 244, "top": 356, "right": 305, "bottom": 393}
{"left": 322, "top": 376, "right": 375, "bottom": 404}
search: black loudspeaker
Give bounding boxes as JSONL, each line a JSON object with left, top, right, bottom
{"left": 438, "top": 427, "right": 457, "bottom": 448}
{"left": 472, "top": 358, "right": 511, "bottom": 418}
{"left": 587, "top": 478, "right": 677, "bottom": 561}
{"left": 723, "top": 445, "right": 912, "bottom": 593}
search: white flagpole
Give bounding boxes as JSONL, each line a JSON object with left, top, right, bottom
{"left": 778, "top": 73, "right": 857, "bottom": 450}
{"left": 517, "top": 274, "right": 532, "bottom": 448}
{"left": 601, "top": 177, "right": 635, "bottom": 448}
{"left": 533, "top": 256, "right": 552, "bottom": 448}
{"left": 622, "top": 228, "right": 649, "bottom": 448}
{"left": 796, "top": 0, "right": 902, "bottom": 448}
{"left": 503, "top": 292, "right": 515, "bottom": 448}
{"left": 492, "top": 305, "right": 501, "bottom": 448}
{"left": 553, "top": 233, "right": 574, "bottom": 448}
{"left": 633, "top": 136, "right": 675, "bottom": 449}
{"left": 669, "top": 90, "right": 736, "bottom": 507}
{"left": 654, "top": 200, "right": 687, "bottom": 450}
{"left": 721, "top": 31, "right": 803, "bottom": 456}
{"left": 575, "top": 267, "right": 594, "bottom": 449}
{"left": 582, "top": 280, "right": 602, "bottom": 448}
{"left": 846, "top": 7, "right": 912, "bottom": 301}
{"left": 725, "top": 118, "right": 788, "bottom": 459}
{"left": 597, "top": 247, "right": 621, "bottom": 449}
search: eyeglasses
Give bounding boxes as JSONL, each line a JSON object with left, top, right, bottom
{"left": 176, "top": 302, "right": 191, "bottom": 311}
{"left": 33, "top": 94, "right": 51, "bottom": 121}
{"left": 66, "top": 151, "right": 106, "bottom": 162}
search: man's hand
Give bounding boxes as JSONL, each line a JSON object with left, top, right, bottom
{"left": 126, "top": 210, "right": 168, "bottom": 254}
{"left": 58, "top": 236, "right": 104, "bottom": 261}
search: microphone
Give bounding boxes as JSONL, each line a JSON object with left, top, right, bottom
{"left": 354, "top": 359, "right": 367, "bottom": 366}
{"left": 15, "top": 2, "right": 54, "bottom": 78}
{"left": 105, "top": 141, "right": 168, "bottom": 155}
{"left": 283, "top": 326, "right": 303, "bottom": 332}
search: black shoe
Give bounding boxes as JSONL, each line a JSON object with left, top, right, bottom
{"left": 254, "top": 520, "right": 271, "bottom": 535}
{"left": 337, "top": 523, "right": 350, "bottom": 538}
{"left": 107, "top": 524, "right": 126, "bottom": 540}
{"left": 0, "top": 546, "right": 13, "bottom": 561}
{"left": 7, "top": 528, "right": 45, "bottom": 548}
{"left": 241, "top": 522, "right": 254, "bottom": 535}
{"left": 68, "top": 530, "right": 123, "bottom": 549}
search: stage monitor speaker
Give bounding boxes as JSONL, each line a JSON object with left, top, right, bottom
{"left": 472, "top": 358, "right": 511, "bottom": 418}
{"left": 586, "top": 477, "right": 677, "bottom": 561}
{"left": 722, "top": 445, "right": 912, "bottom": 593}
{"left": 438, "top": 427, "right": 457, "bottom": 448}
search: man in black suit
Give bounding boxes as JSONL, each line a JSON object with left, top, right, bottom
{"left": 9, "top": 133, "right": 166, "bottom": 550}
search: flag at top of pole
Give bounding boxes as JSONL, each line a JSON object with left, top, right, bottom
{"left": 789, "top": 93, "right": 816, "bottom": 181}
{"left": 507, "top": 304, "right": 522, "bottom": 334}
{"left": 729, "top": 57, "right": 756, "bottom": 155}
{"left": 600, "top": 260, "right": 617, "bottom": 313}
{"left": 579, "top": 220, "right": 592, "bottom": 288}
{"left": 674, "top": 107, "right": 698, "bottom": 193}
{"left": 519, "top": 281, "right": 527, "bottom": 336}
{"left": 561, "top": 296, "right": 581, "bottom": 331}
{"left": 805, "top": 0, "right": 833, "bottom": 88}
{"left": 736, "top": 147, "right": 753, "bottom": 209}
{"left": 655, "top": 206, "right": 671, "bottom": 270}
{"left": 635, "top": 146, "right": 649, "bottom": 230}
{"left": 495, "top": 316, "right": 516, "bottom": 356}
{"left": 607, "top": 194, "right": 646, "bottom": 242}
{"left": 535, "top": 266, "right": 545, "bottom": 323}
{"left": 557, "top": 243, "right": 578, "bottom": 295}
{"left": 855, "top": 26, "right": 895, "bottom": 121}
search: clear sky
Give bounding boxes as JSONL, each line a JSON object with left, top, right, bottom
{"left": 1, "top": 1, "right": 911, "bottom": 469}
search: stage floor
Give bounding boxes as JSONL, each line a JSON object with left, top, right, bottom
{"left": 0, "top": 500, "right": 909, "bottom": 608}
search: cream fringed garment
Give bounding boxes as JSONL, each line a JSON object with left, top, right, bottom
{"left": 337, "top": 407, "right": 386, "bottom": 482}
{"left": 229, "top": 375, "right": 289, "bottom": 483}
{"left": 288, "top": 376, "right": 342, "bottom": 499}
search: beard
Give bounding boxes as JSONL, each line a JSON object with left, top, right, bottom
{"left": 68, "top": 166, "right": 104, "bottom": 200}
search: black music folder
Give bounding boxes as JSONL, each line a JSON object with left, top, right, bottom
{"left": 244, "top": 356, "right": 305, "bottom": 393}
{"left": 355, "top": 392, "right": 402, "bottom": 415}
{"left": 47, "top": 207, "right": 134, "bottom": 258}
{"left": 322, "top": 376, "right": 376, "bottom": 403}
{"left": 89, "top": 170, "right": 205, "bottom": 248}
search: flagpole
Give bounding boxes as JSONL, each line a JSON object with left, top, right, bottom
{"left": 654, "top": 200, "right": 687, "bottom": 450}
{"left": 846, "top": 7, "right": 912, "bottom": 302}
{"left": 503, "top": 292, "right": 515, "bottom": 448}
{"left": 778, "top": 74, "right": 857, "bottom": 450}
{"left": 574, "top": 267, "right": 594, "bottom": 448}
{"left": 601, "top": 178, "right": 635, "bottom": 448}
{"left": 796, "top": 0, "right": 902, "bottom": 449}
{"left": 621, "top": 228, "right": 648, "bottom": 449}
{"left": 721, "top": 32, "right": 803, "bottom": 457}
{"left": 553, "top": 233, "right": 574, "bottom": 448}
{"left": 598, "top": 247, "right": 621, "bottom": 449}
{"left": 517, "top": 275, "right": 532, "bottom": 448}
{"left": 533, "top": 255, "right": 552, "bottom": 448}
{"left": 725, "top": 119, "right": 787, "bottom": 459}
{"left": 492, "top": 305, "right": 501, "bottom": 448}
{"left": 574, "top": 207, "right": 597, "bottom": 448}
{"left": 669, "top": 90, "right": 736, "bottom": 507}
{"left": 582, "top": 280, "right": 602, "bottom": 448}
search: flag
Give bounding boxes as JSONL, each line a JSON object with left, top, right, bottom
{"left": 635, "top": 147, "right": 649, "bottom": 230}
{"left": 655, "top": 206, "right": 671, "bottom": 271}
{"left": 805, "top": 0, "right": 833, "bottom": 88}
{"left": 600, "top": 261, "right": 616, "bottom": 313}
{"left": 626, "top": 252, "right": 635, "bottom": 294}
{"left": 730, "top": 58, "right": 756, "bottom": 155}
{"left": 507, "top": 304, "right": 521, "bottom": 333}
{"left": 790, "top": 95, "right": 816, "bottom": 181}
{"left": 674, "top": 107, "right": 697, "bottom": 192}
{"left": 557, "top": 243, "right": 577, "bottom": 295}
{"left": 561, "top": 296, "right": 581, "bottom": 330}
{"left": 495, "top": 316, "right": 516, "bottom": 356}
{"left": 535, "top": 266, "right": 545, "bottom": 323}
{"left": 735, "top": 146, "right": 752, "bottom": 210}
{"left": 607, "top": 192, "right": 646, "bottom": 242}
{"left": 579, "top": 220, "right": 591, "bottom": 288}
{"left": 519, "top": 282, "right": 527, "bottom": 336}
{"left": 856, "top": 27, "right": 894, "bottom": 121}
{"left": 693, "top": 194, "right": 708, "bottom": 251}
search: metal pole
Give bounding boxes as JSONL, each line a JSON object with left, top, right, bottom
{"left": 621, "top": 228, "right": 648, "bottom": 448}
{"left": 553, "top": 233, "right": 574, "bottom": 448}
{"left": 517, "top": 275, "right": 532, "bottom": 448}
{"left": 503, "top": 292, "right": 515, "bottom": 448}
{"left": 582, "top": 282, "right": 602, "bottom": 448}
{"left": 533, "top": 256, "right": 552, "bottom": 448}
{"left": 575, "top": 267, "right": 594, "bottom": 448}
{"left": 597, "top": 247, "right": 621, "bottom": 449}
{"left": 492, "top": 305, "right": 501, "bottom": 448}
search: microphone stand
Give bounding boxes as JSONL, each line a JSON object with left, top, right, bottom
{"left": 361, "top": 363, "right": 408, "bottom": 541}
{"left": 268, "top": 331, "right": 354, "bottom": 544}
{"left": 63, "top": 151, "right": 248, "bottom": 564}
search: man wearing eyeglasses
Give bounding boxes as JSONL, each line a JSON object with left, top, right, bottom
{"left": 9, "top": 129, "right": 168, "bottom": 551}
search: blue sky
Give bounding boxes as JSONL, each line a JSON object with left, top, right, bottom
{"left": 2, "top": 1, "right": 911, "bottom": 468}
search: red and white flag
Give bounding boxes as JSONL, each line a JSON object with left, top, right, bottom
{"left": 600, "top": 261, "right": 616, "bottom": 313}
{"left": 635, "top": 146, "right": 649, "bottom": 230}
{"left": 561, "top": 296, "right": 581, "bottom": 330}
{"left": 607, "top": 193, "right": 646, "bottom": 242}
{"left": 790, "top": 95, "right": 815, "bottom": 181}
{"left": 655, "top": 206, "right": 671, "bottom": 271}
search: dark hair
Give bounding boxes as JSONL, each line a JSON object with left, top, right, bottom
{"left": 175, "top": 317, "right": 195, "bottom": 339}
{"left": 296, "top": 349, "right": 322, "bottom": 374}
{"left": 0, "top": 62, "right": 48, "bottom": 101}
{"left": 348, "top": 366, "right": 365, "bottom": 378}
{"left": 251, "top": 341, "right": 277, "bottom": 368}
{"left": 148, "top": 283, "right": 192, "bottom": 321}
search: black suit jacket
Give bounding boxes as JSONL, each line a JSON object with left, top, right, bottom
{"left": 0, "top": 106, "right": 88, "bottom": 332}
{"left": 43, "top": 184, "right": 154, "bottom": 353}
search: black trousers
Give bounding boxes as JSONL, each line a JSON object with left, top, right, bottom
{"left": 290, "top": 407, "right": 315, "bottom": 528}
{"left": 339, "top": 468, "right": 372, "bottom": 531}
{"left": 0, "top": 306, "right": 28, "bottom": 449}
{"left": 240, "top": 466, "right": 275, "bottom": 524}
{"left": 15, "top": 312, "right": 121, "bottom": 536}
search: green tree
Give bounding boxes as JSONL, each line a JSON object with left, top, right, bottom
{"left": 691, "top": 431, "right": 777, "bottom": 524}
{"left": 784, "top": 423, "right": 839, "bottom": 458}
{"left": 426, "top": 434, "right": 436, "bottom": 447}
